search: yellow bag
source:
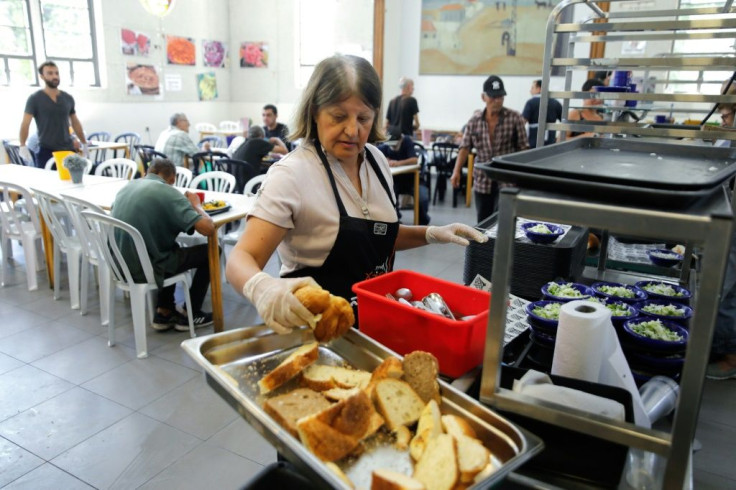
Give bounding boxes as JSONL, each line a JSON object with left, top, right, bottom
{"left": 52, "top": 151, "right": 76, "bottom": 180}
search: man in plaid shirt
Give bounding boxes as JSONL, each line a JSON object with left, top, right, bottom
{"left": 451, "top": 75, "right": 529, "bottom": 222}
{"left": 154, "top": 113, "right": 209, "bottom": 168}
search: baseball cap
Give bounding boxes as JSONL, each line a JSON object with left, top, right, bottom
{"left": 483, "top": 75, "right": 506, "bottom": 97}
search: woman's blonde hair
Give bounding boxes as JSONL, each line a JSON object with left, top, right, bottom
{"left": 290, "top": 54, "right": 385, "bottom": 144}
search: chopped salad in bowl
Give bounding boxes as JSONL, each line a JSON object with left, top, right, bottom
{"left": 634, "top": 281, "right": 691, "bottom": 304}
{"left": 521, "top": 222, "right": 565, "bottom": 244}
{"left": 592, "top": 281, "right": 647, "bottom": 303}
{"left": 541, "top": 281, "right": 593, "bottom": 302}
{"left": 638, "top": 299, "right": 693, "bottom": 326}
{"left": 622, "top": 317, "right": 688, "bottom": 352}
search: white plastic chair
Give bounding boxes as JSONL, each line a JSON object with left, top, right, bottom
{"left": 175, "top": 166, "right": 193, "bottom": 188}
{"left": 195, "top": 122, "right": 217, "bottom": 133}
{"left": 219, "top": 120, "right": 241, "bottom": 131}
{"left": 0, "top": 182, "right": 44, "bottom": 290}
{"left": 60, "top": 194, "right": 111, "bottom": 326}
{"left": 44, "top": 156, "right": 93, "bottom": 174}
{"left": 244, "top": 174, "right": 266, "bottom": 196}
{"left": 80, "top": 210, "right": 196, "bottom": 359}
{"left": 189, "top": 171, "right": 235, "bottom": 193}
{"left": 33, "top": 188, "right": 84, "bottom": 309}
{"left": 95, "top": 158, "right": 137, "bottom": 180}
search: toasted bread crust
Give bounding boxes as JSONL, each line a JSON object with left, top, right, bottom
{"left": 402, "top": 351, "right": 441, "bottom": 404}
{"left": 258, "top": 342, "right": 319, "bottom": 394}
{"left": 295, "top": 286, "right": 355, "bottom": 342}
{"left": 262, "top": 388, "right": 332, "bottom": 438}
{"left": 301, "top": 364, "right": 372, "bottom": 391}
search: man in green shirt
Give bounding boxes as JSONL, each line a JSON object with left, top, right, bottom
{"left": 112, "top": 159, "right": 216, "bottom": 330}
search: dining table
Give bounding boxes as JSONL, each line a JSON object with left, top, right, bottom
{"left": 389, "top": 163, "right": 420, "bottom": 225}
{"left": 0, "top": 164, "right": 126, "bottom": 286}
{"left": 60, "top": 181, "right": 255, "bottom": 332}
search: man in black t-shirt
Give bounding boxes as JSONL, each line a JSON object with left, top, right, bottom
{"left": 385, "top": 77, "right": 420, "bottom": 140}
{"left": 521, "top": 79, "right": 563, "bottom": 148}
{"left": 19, "top": 61, "right": 87, "bottom": 168}
{"left": 262, "top": 104, "right": 290, "bottom": 148}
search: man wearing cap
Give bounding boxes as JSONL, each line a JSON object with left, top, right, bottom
{"left": 451, "top": 75, "right": 529, "bottom": 222}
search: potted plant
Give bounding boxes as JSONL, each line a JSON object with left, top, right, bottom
{"left": 63, "top": 154, "right": 88, "bottom": 184}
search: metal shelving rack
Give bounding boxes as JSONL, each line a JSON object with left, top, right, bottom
{"left": 537, "top": 0, "right": 736, "bottom": 146}
{"left": 477, "top": 2, "right": 736, "bottom": 487}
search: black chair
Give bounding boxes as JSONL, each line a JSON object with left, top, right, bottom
{"left": 113, "top": 132, "right": 141, "bottom": 160}
{"left": 213, "top": 158, "right": 260, "bottom": 194}
{"left": 87, "top": 131, "right": 111, "bottom": 163}
{"left": 430, "top": 142, "right": 459, "bottom": 205}
{"left": 189, "top": 150, "right": 225, "bottom": 177}
{"left": 135, "top": 145, "right": 167, "bottom": 175}
{"left": 2, "top": 140, "right": 30, "bottom": 166}
{"left": 413, "top": 142, "right": 430, "bottom": 191}
{"left": 198, "top": 136, "right": 226, "bottom": 149}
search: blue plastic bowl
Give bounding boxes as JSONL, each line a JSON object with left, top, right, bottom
{"left": 622, "top": 317, "right": 688, "bottom": 352}
{"left": 592, "top": 281, "right": 647, "bottom": 304}
{"left": 525, "top": 300, "right": 563, "bottom": 333}
{"left": 638, "top": 299, "right": 693, "bottom": 326}
{"left": 541, "top": 281, "right": 594, "bottom": 302}
{"left": 634, "top": 280, "right": 691, "bottom": 305}
{"left": 521, "top": 222, "right": 565, "bottom": 245}
{"left": 626, "top": 350, "right": 685, "bottom": 374}
{"left": 647, "top": 249, "right": 684, "bottom": 268}
{"left": 602, "top": 298, "right": 639, "bottom": 328}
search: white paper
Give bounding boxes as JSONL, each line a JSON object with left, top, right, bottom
{"left": 164, "top": 73, "right": 182, "bottom": 91}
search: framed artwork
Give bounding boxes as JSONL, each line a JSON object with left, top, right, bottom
{"left": 196, "top": 72, "right": 218, "bottom": 101}
{"left": 240, "top": 42, "right": 268, "bottom": 68}
{"left": 202, "top": 40, "right": 228, "bottom": 68}
{"left": 126, "top": 63, "right": 160, "bottom": 95}
{"left": 120, "top": 28, "right": 150, "bottom": 56}
{"left": 419, "top": 0, "right": 568, "bottom": 75}
{"left": 167, "top": 35, "right": 196, "bottom": 65}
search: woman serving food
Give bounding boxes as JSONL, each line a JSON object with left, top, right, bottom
{"left": 226, "top": 54, "right": 486, "bottom": 334}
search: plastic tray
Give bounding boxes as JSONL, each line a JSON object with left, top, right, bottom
{"left": 352, "top": 270, "right": 490, "bottom": 378}
{"left": 490, "top": 137, "right": 736, "bottom": 191}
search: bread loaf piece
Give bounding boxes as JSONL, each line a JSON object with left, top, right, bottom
{"left": 409, "top": 400, "right": 443, "bottom": 461}
{"left": 371, "top": 468, "right": 426, "bottom": 490}
{"left": 365, "top": 356, "right": 404, "bottom": 398}
{"left": 373, "top": 378, "right": 425, "bottom": 431}
{"left": 402, "top": 351, "right": 441, "bottom": 404}
{"left": 262, "top": 388, "right": 332, "bottom": 438}
{"left": 323, "top": 387, "right": 361, "bottom": 402}
{"left": 258, "top": 342, "right": 319, "bottom": 394}
{"left": 441, "top": 414, "right": 477, "bottom": 440}
{"left": 455, "top": 434, "right": 490, "bottom": 483}
{"left": 301, "top": 364, "right": 371, "bottom": 391}
{"left": 412, "top": 433, "right": 458, "bottom": 490}
{"left": 294, "top": 285, "right": 355, "bottom": 342}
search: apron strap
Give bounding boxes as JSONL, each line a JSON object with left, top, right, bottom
{"left": 314, "top": 142, "right": 349, "bottom": 217}
{"left": 364, "top": 148, "right": 397, "bottom": 210}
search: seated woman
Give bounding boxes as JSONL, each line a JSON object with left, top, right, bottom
{"left": 564, "top": 78, "right": 605, "bottom": 140}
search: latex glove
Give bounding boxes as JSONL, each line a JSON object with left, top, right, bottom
{"left": 19, "top": 146, "right": 33, "bottom": 164}
{"left": 242, "top": 272, "right": 319, "bottom": 334}
{"left": 81, "top": 143, "right": 89, "bottom": 158}
{"left": 426, "top": 223, "right": 488, "bottom": 246}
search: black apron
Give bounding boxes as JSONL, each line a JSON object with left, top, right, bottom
{"left": 283, "top": 143, "right": 399, "bottom": 307}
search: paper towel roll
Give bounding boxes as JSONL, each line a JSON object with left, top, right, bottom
{"left": 551, "top": 300, "right": 612, "bottom": 383}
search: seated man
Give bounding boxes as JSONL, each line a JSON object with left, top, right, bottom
{"left": 154, "top": 113, "right": 208, "bottom": 167}
{"left": 112, "top": 158, "right": 216, "bottom": 330}
{"left": 377, "top": 135, "right": 430, "bottom": 225}
{"left": 233, "top": 125, "right": 288, "bottom": 165}
{"left": 262, "top": 103, "right": 290, "bottom": 148}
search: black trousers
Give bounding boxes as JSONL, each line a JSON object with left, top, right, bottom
{"left": 474, "top": 181, "right": 499, "bottom": 223}
{"left": 35, "top": 147, "right": 55, "bottom": 169}
{"left": 158, "top": 244, "right": 210, "bottom": 312}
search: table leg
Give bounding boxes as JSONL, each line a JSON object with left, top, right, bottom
{"left": 208, "top": 229, "right": 224, "bottom": 332}
{"left": 413, "top": 169, "right": 420, "bottom": 225}
{"left": 466, "top": 154, "right": 474, "bottom": 208}
{"left": 40, "top": 214, "right": 54, "bottom": 288}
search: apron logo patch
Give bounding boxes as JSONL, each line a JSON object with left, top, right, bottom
{"left": 373, "top": 223, "right": 387, "bottom": 236}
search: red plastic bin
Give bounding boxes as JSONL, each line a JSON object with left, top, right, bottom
{"left": 352, "top": 270, "right": 491, "bottom": 378}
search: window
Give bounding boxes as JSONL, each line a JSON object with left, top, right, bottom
{"left": 297, "top": 0, "right": 373, "bottom": 88}
{"left": 0, "top": 0, "right": 100, "bottom": 87}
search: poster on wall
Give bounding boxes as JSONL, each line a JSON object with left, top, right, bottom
{"left": 196, "top": 72, "right": 218, "bottom": 101}
{"left": 120, "top": 28, "right": 150, "bottom": 56}
{"left": 167, "top": 35, "right": 196, "bottom": 65}
{"left": 202, "top": 40, "right": 228, "bottom": 68}
{"left": 418, "top": 0, "right": 569, "bottom": 75}
{"left": 240, "top": 42, "right": 268, "bottom": 68}
{"left": 126, "top": 63, "right": 161, "bottom": 95}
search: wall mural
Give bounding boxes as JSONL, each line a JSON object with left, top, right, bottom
{"left": 419, "top": 0, "right": 563, "bottom": 75}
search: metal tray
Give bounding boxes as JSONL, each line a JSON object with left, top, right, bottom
{"left": 181, "top": 327, "right": 544, "bottom": 489}
{"left": 491, "top": 137, "right": 736, "bottom": 191}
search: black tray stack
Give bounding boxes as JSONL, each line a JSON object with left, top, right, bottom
{"left": 464, "top": 213, "right": 589, "bottom": 300}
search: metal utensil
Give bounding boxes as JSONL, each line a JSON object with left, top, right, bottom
{"left": 422, "top": 292, "right": 456, "bottom": 320}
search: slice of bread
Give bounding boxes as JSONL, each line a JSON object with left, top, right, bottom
{"left": 456, "top": 434, "right": 491, "bottom": 483}
{"left": 262, "top": 388, "right": 332, "bottom": 438}
{"left": 323, "top": 387, "right": 361, "bottom": 402}
{"left": 258, "top": 342, "right": 319, "bottom": 394}
{"left": 301, "top": 364, "right": 372, "bottom": 391}
{"left": 409, "top": 400, "right": 443, "bottom": 461}
{"left": 371, "top": 469, "right": 426, "bottom": 490}
{"left": 295, "top": 286, "right": 355, "bottom": 342}
{"left": 402, "top": 351, "right": 441, "bottom": 404}
{"left": 394, "top": 425, "right": 411, "bottom": 450}
{"left": 365, "top": 357, "right": 404, "bottom": 398}
{"left": 441, "top": 414, "right": 477, "bottom": 440}
{"left": 412, "top": 433, "right": 458, "bottom": 490}
{"left": 297, "top": 417, "right": 360, "bottom": 462}
{"left": 373, "top": 378, "right": 425, "bottom": 431}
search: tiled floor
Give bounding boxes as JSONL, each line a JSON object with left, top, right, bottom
{"left": 0, "top": 192, "right": 734, "bottom": 489}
